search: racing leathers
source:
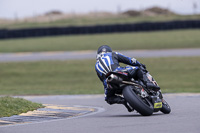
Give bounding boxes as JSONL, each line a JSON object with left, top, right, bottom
{"left": 95, "top": 52, "right": 142, "bottom": 106}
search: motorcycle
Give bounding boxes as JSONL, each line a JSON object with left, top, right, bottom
{"left": 106, "top": 66, "right": 171, "bottom": 116}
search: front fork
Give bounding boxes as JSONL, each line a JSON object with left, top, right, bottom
{"left": 139, "top": 88, "right": 163, "bottom": 107}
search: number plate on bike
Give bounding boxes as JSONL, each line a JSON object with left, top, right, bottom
{"left": 154, "top": 102, "right": 162, "bottom": 109}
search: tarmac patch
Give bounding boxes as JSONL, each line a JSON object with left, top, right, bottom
{"left": 0, "top": 104, "right": 97, "bottom": 126}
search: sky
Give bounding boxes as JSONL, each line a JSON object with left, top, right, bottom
{"left": 0, "top": 0, "right": 200, "bottom": 19}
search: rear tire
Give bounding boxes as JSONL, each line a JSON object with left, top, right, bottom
{"left": 123, "top": 85, "right": 154, "bottom": 116}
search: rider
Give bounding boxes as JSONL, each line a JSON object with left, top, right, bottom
{"left": 95, "top": 45, "right": 160, "bottom": 112}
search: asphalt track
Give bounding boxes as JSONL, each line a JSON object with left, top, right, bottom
{"left": 0, "top": 94, "right": 200, "bottom": 133}
{"left": 0, "top": 48, "right": 200, "bottom": 62}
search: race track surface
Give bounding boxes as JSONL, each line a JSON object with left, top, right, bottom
{"left": 0, "top": 94, "right": 199, "bottom": 133}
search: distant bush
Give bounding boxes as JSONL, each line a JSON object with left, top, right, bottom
{"left": 122, "top": 10, "right": 141, "bottom": 16}
{"left": 123, "top": 6, "right": 176, "bottom": 16}
{"left": 143, "top": 6, "right": 176, "bottom": 15}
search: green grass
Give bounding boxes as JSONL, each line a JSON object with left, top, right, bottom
{"left": 0, "top": 60, "right": 101, "bottom": 95}
{"left": 144, "top": 57, "right": 200, "bottom": 93}
{"left": 1, "top": 14, "right": 200, "bottom": 29}
{"left": 0, "top": 29, "right": 200, "bottom": 52}
{"left": 0, "top": 56, "right": 199, "bottom": 95}
{"left": 0, "top": 96, "right": 44, "bottom": 117}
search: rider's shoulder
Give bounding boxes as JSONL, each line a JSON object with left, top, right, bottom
{"left": 113, "top": 51, "right": 124, "bottom": 56}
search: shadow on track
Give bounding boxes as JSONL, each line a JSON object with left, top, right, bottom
{"left": 105, "top": 113, "right": 164, "bottom": 118}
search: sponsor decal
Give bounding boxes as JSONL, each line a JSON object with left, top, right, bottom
{"left": 154, "top": 102, "right": 162, "bottom": 109}
{"left": 118, "top": 72, "right": 128, "bottom": 76}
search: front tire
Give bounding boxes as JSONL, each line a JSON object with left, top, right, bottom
{"left": 160, "top": 100, "right": 171, "bottom": 114}
{"left": 122, "top": 85, "right": 154, "bottom": 116}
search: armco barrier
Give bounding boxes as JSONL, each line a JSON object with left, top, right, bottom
{"left": 0, "top": 20, "right": 200, "bottom": 39}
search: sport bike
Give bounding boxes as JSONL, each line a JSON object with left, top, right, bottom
{"left": 106, "top": 66, "right": 171, "bottom": 116}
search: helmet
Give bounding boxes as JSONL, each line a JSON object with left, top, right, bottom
{"left": 97, "top": 45, "right": 112, "bottom": 54}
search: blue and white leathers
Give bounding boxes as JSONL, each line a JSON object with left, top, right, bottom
{"left": 95, "top": 52, "right": 141, "bottom": 100}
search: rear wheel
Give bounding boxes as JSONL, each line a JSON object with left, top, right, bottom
{"left": 122, "top": 85, "right": 154, "bottom": 116}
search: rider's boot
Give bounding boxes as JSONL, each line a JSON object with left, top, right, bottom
{"left": 144, "top": 79, "right": 160, "bottom": 91}
{"left": 128, "top": 68, "right": 160, "bottom": 91}
{"left": 116, "top": 97, "right": 134, "bottom": 112}
{"left": 123, "top": 101, "right": 134, "bottom": 112}
{"left": 139, "top": 72, "right": 160, "bottom": 91}
{"left": 106, "top": 96, "right": 134, "bottom": 112}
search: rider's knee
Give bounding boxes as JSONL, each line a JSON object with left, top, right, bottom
{"left": 127, "top": 67, "right": 139, "bottom": 78}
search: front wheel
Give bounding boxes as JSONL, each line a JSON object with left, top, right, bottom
{"left": 160, "top": 99, "right": 171, "bottom": 114}
{"left": 122, "top": 85, "right": 154, "bottom": 116}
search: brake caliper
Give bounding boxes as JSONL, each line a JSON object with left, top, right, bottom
{"left": 140, "top": 88, "right": 148, "bottom": 98}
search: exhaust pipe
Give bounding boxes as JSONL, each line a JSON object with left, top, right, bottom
{"left": 107, "top": 74, "right": 122, "bottom": 84}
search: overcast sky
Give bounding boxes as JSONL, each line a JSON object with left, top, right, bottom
{"left": 1, "top": 0, "right": 200, "bottom": 19}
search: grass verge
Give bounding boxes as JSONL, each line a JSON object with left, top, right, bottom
{"left": 0, "top": 56, "right": 199, "bottom": 95}
{"left": 0, "top": 96, "right": 44, "bottom": 117}
{"left": 0, "top": 29, "right": 200, "bottom": 52}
